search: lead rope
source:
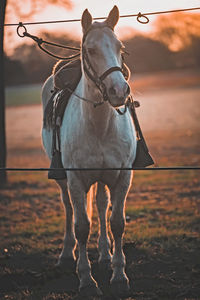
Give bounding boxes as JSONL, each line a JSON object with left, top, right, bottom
{"left": 17, "top": 23, "right": 80, "bottom": 60}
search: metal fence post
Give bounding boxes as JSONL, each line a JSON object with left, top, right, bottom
{"left": 0, "top": 0, "right": 7, "bottom": 187}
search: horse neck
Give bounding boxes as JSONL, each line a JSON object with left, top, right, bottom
{"left": 79, "top": 73, "right": 115, "bottom": 137}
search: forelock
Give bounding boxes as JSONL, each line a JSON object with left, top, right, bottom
{"left": 91, "top": 21, "right": 107, "bottom": 29}
{"left": 84, "top": 21, "right": 118, "bottom": 45}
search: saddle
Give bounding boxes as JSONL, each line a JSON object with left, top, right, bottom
{"left": 44, "top": 59, "right": 154, "bottom": 180}
{"left": 43, "top": 59, "right": 82, "bottom": 129}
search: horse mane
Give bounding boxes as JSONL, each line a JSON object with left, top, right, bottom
{"left": 52, "top": 60, "right": 68, "bottom": 75}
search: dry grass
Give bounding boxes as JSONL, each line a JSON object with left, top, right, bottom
{"left": 0, "top": 167, "right": 199, "bottom": 299}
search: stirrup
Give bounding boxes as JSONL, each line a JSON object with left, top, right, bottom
{"left": 132, "top": 139, "right": 154, "bottom": 168}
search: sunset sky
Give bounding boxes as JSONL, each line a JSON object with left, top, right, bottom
{"left": 4, "top": 0, "right": 200, "bottom": 54}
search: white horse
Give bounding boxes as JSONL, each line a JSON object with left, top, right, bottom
{"left": 42, "top": 6, "right": 137, "bottom": 297}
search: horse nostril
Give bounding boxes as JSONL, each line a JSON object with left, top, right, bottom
{"left": 109, "top": 84, "right": 130, "bottom": 98}
{"left": 109, "top": 86, "right": 116, "bottom": 96}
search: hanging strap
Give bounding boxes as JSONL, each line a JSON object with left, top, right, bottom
{"left": 129, "top": 98, "right": 149, "bottom": 152}
{"left": 128, "top": 96, "right": 155, "bottom": 167}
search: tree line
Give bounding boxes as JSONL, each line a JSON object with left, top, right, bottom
{"left": 4, "top": 30, "right": 200, "bottom": 86}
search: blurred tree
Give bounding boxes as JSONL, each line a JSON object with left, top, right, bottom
{"left": 0, "top": 0, "right": 73, "bottom": 186}
{"left": 4, "top": 55, "right": 27, "bottom": 85}
{"left": 123, "top": 35, "right": 173, "bottom": 74}
{"left": 153, "top": 12, "right": 200, "bottom": 51}
{"left": 6, "top": 0, "right": 73, "bottom": 19}
{"left": 6, "top": 30, "right": 200, "bottom": 86}
{"left": 189, "top": 36, "right": 200, "bottom": 66}
{"left": 4, "top": 32, "right": 79, "bottom": 85}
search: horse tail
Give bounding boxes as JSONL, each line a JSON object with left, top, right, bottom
{"left": 87, "top": 183, "right": 97, "bottom": 222}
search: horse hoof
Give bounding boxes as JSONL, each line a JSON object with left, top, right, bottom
{"left": 80, "top": 284, "right": 103, "bottom": 297}
{"left": 56, "top": 257, "right": 76, "bottom": 273}
{"left": 110, "top": 279, "right": 130, "bottom": 298}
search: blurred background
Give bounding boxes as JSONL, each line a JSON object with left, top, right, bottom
{"left": 4, "top": 0, "right": 200, "bottom": 87}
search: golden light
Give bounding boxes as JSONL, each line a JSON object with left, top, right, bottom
{"left": 4, "top": 0, "right": 200, "bottom": 54}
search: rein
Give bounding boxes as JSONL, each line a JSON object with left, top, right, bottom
{"left": 17, "top": 24, "right": 80, "bottom": 60}
{"left": 65, "top": 26, "right": 130, "bottom": 113}
{"left": 82, "top": 46, "right": 124, "bottom": 102}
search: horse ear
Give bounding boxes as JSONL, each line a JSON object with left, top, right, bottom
{"left": 81, "top": 9, "right": 93, "bottom": 34}
{"left": 106, "top": 5, "right": 119, "bottom": 30}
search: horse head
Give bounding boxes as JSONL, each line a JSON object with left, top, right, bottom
{"left": 81, "top": 6, "right": 130, "bottom": 108}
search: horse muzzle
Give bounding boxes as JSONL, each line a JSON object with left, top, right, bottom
{"left": 107, "top": 81, "right": 130, "bottom": 107}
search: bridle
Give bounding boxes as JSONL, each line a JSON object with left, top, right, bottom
{"left": 82, "top": 26, "right": 129, "bottom": 104}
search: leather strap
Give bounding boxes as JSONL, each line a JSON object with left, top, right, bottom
{"left": 99, "top": 66, "right": 123, "bottom": 81}
{"left": 82, "top": 27, "right": 124, "bottom": 102}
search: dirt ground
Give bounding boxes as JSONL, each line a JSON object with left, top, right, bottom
{"left": 0, "top": 85, "right": 200, "bottom": 299}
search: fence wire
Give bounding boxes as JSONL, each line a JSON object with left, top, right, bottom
{"left": 0, "top": 167, "right": 200, "bottom": 172}
{"left": 4, "top": 7, "right": 200, "bottom": 27}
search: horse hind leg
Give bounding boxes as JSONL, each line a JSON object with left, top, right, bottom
{"left": 56, "top": 179, "right": 76, "bottom": 271}
{"left": 109, "top": 171, "right": 132, "bottom": 297}
{"left": 96, "top": 183, "right": 112, "bottom": 266}
{"left": 96, "top": 182, "right": 112, "bottom": 289}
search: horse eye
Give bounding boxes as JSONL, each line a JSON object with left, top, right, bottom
{"left": 88, "top": 48, "right": 96, "bottom": 56}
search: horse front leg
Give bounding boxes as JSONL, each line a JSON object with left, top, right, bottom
{"left": 109, "top": 171, "right": 132, "bottom": 297}
{"left": 68, "top": 175, "right": 102, "bottom": 297}
{"left": 56, "top": 180, "right": 76, "bottom": 271}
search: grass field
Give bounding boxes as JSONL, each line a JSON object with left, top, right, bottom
{"left": 0, "top": 168, "right": 200, "bottom": 299}
{"left": 1, "top": 70, "right": 200, "bottom": 299}
{"left": 5, "top": 68, "right": 200, "bottom": 107}
{"left": 5, "top": 84, "right": 42, "bottom": 107}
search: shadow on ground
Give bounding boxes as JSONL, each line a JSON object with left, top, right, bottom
{"left": 1, "top": 238, "right": 200, "bottom": 299}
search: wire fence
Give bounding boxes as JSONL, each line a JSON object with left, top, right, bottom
{"left": 0, "top": 167, "right": 200, "bottom": 172}
{"left": 4, "top": 7, "right": 200, "bottom": 27}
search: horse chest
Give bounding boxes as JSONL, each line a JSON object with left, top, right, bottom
{"left": 66, "top": 134, "right": 131, "bottom": 169}
{"left": 62, "top": 110, "right": 134, "bottom": 165}
{"left": 60, "top": 101, "right": 136, "bottom": 188}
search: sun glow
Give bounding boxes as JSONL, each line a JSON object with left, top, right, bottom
{"left": 4, "top": 0, "right": 200, "bottom": 54}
